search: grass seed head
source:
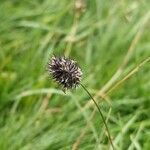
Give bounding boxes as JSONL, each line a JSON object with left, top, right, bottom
{"left": 48, "top": 56, "right": 82, "bottom": 90}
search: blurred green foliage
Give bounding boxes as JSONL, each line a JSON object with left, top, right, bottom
{"left": 0, "top": 0, "right": 150, "bottom": 149}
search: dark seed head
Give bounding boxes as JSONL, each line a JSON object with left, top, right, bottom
{"left": 47, "top": 56, "right": 82, "bottom": 90}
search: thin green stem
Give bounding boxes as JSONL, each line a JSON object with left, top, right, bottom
{"left": 80, "top": 83, "right": 115, "bottom": 150}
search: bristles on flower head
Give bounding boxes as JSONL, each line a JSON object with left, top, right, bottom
{"left": 48, "top": 56, "right": 82, "bottom": 90}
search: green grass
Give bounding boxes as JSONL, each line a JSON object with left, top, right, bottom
{"left": 0, "top": 0, "right": 150, "bottom": 149}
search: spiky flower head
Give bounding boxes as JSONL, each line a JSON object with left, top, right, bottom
{"left": 48, "top": 56, "right": 82, "bottom": 90}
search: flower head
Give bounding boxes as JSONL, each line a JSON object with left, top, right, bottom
{"left": 48, "top": 56, "right": 82, "bottom": 90}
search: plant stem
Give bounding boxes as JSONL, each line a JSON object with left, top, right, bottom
{"left": 80, "top": 83, "right": 115, "bottom": 150}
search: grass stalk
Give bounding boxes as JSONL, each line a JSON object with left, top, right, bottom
{"left": 80, "top": 83, "right": 115, "bottom": 150}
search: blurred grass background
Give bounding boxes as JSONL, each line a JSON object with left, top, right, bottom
{"left": 0, "top": 0, "right": 150, "bottom": 149}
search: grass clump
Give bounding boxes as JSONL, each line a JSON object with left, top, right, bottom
{"left": 0, "top": 0, "right": 150, "bottom": 149}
